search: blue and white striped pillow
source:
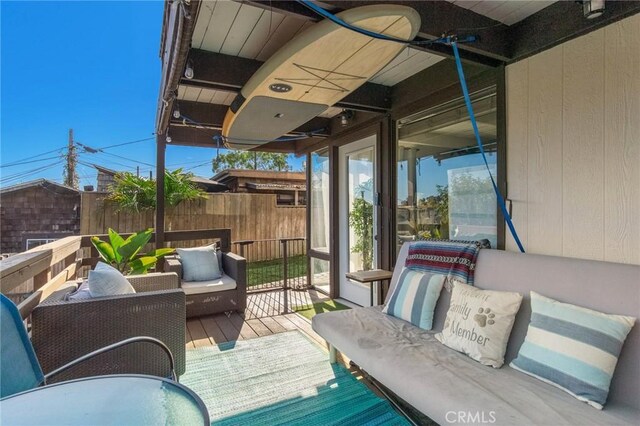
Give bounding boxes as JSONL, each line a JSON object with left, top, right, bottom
{"left": 510, "top": 292, "right": 636, "bottom": 409}
{"left": 382, "top": 268, "right": 445, "bottom": 330}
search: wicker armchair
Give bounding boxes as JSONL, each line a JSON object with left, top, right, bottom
{"left": 31, "top": 272, "right": 186, "bottom": 383}
{"left": 164, "top": 252, "right": 247, "bottom": 318}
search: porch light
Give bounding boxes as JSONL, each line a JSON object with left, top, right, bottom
{"left": 583, "top": 0, "right": 605, "bottom": 19}
{"left": 173, "top": 109, "right": 181, "bottom": 119}
{"left": 166, "top": 136, "right": 172, "bottom": 143}
{"left": 184, "top": 60, "right": 194, "bottom": 79}
{"left": 340, "top": 109, "right": 354, "bottom": 126}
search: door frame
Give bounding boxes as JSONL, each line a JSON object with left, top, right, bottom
{"left": 337, "top": 134, "right": 378, "bottom": 306}
{"left": 328, "top": 120, "right": 391, "bottom": 300}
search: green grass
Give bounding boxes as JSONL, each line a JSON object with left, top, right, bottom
{"left": 247, "top": 254, "right": 307, "bottom": 287}
{"left": 294, "top": 300, "right": 350, "bottom": 321}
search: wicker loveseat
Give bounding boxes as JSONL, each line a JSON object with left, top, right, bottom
{"left": 31, "top": 272, "right": 186, "bottom": 382}
{"left": 164, "top": 251, "right": 247, "bottom": 318}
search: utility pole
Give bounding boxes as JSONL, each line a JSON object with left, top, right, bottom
{"left": 63, "top": 128, "right": 79, "bottom": 189}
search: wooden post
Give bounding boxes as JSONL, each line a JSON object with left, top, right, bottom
{"left": 155, "top": 136, "right": 166, "bottom": 248}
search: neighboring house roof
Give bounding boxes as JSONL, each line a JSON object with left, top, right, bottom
{"left": 190, "top": 176, "right": 228, "bottom": 192}
{"left": 246, "top": 182, "right": 306, "bottom": 192}
{"left": 212, "top": 169, "right": 305, "bottom": 182}
{"left": 0, "top": 179, "right": 80, "bottom": 195}
{"left": 92, "top": 164, "right": 118, "bottom": 176}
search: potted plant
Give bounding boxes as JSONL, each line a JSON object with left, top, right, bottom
{"left": 91, "top": 228, "right": 175, "bottom": 275}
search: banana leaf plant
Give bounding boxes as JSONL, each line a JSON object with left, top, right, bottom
{"left": 91, "top": 228, "right": 175, "bottom": 275}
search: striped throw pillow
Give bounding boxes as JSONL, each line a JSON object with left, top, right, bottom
{"left": 382, "top": 268, "right": 445, "bottom": 330}
{"left": 510, "top": 292, "right": 636, "bottom": 409}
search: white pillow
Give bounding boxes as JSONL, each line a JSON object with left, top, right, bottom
{"left": 436, "top": 282, "right": 523, "bottom": 368}
{"left": 177, "top": 244, "right": 222, "bottom": 282}
{"left": 87, "top": 262, "right": 136, "bottom": 298}
{"left": 67, "top": 280, "right": 92, "bottom": 300}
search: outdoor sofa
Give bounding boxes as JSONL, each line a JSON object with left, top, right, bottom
{"left": 313, "top": 244, "right": 639, "bottom": 425}
{"left": 31, "top": 272, "right": 186, "bottom": 381}
{"left": 164, "top": 251, "right": 247, "bottom": 318}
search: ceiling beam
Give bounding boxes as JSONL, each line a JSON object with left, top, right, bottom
{"left": 509, "top": 1, "right": 640, "bottom": 62}
{"left": 245, "top": 0, "right": 509, "bottom": 63}
{"left": 185, "top": 49, "right": 391, "bottom": 112}
{"left": 167, "top": 123, "right": 320, "bottom": 153}
{"left": 172, "top": 100, "right": 331, "bottom": 135}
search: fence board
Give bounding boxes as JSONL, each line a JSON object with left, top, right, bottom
{"left": 80, "top": 193, "right": 306, "bottom": 248}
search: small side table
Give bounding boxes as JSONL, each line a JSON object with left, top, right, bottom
{"left": 346, "top": 269, "right": 393, "bottom": 306}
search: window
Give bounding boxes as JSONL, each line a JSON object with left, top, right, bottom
{"left": 310, "top": 149, "right": 330, "bottom": 254}
{"left": 396, "top": 89, "right": 498, "bottom": 253}
{"left": 309, "top": 148, "right": 331, "bottom": 294}
{"left": 25, "top": 238, "right": 57, "bottom": 250}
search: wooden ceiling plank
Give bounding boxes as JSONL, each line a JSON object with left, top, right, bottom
{"left": 238, "top": 9, "right": 286, "bottom": 59}
{"left": 192, "top": 0, "right": 217, "bottom": 49}
{"left": 219, "top": 3, "right": 264, "bottom": 56}
{"left": 201, "top": 0, "right": 242, "bottom": 53}
{"left": 255, "top": 15, "right": 308, "bottom": 61}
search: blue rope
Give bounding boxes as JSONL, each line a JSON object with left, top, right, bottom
{"left": 450, "top": 41, "right": 525, "bottom": 252}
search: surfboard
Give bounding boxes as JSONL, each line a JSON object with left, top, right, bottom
{"left": 222, "top": 5, "right": 421, "bottom": 149}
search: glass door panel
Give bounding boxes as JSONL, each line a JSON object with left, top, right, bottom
{"left": 339, "top": 135, "right": 377, "bottom": 306}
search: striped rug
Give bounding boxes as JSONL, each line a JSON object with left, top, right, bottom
{"left": 181, "top": 330, "right": 409, "bottom": 425}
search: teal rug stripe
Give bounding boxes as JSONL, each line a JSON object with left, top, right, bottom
{"left": 181, "top": 331, "right": 409, "bottom": 426}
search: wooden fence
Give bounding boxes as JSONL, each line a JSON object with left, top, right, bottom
{"left": 80, "top": 192, "right": 306, "bottom": 254}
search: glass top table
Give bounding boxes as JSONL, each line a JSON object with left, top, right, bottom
{"left": 0, "top": 374, "right": 209, "bottom": 426}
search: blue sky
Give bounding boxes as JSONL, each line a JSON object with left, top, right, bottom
{"left": 1, "top": 1, "right": 302, "bottom": 189}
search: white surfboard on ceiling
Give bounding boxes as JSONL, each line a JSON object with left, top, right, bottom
{"left": 221, "top": 5, "right": 422, "bottom": 149}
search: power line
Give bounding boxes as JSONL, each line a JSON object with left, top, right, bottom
{"left": 0, "top": 146, "right": 66, "bottom": 168}
{"left": 0, "top": 161, "right": 61, "bottom": 185}
{"left": 99, "top": 136, "right": 155, "bottom": 150}
{"left": 0, "top": 155, "right": 64, "bottom": 169}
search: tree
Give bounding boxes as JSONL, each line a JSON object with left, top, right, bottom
{"left": 212, "top": 150, "right": 291, "bottom": 173}
{"left": 106, "top": 168, "right": 205, "bottom": 212}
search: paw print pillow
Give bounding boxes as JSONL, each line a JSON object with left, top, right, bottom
{"left": 435, "top": 282, "right": 523, "bottom": 368}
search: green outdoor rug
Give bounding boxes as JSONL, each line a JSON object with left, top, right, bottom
{"left": 294, "top": 300, "right": 350, "bottom": 321}
{"left": 181, "top": 331, "right": 408, "bottom": 425}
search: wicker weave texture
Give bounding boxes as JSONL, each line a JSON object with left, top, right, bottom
{"left": 31, "top": 273, "right": 186, "bottom": 382}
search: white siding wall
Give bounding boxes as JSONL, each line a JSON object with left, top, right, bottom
{"left": 505, "top": 14, "right": 640, "bottom": 265}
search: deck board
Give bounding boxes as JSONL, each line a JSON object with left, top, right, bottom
{"left": 187, "top": 318, "right": 213, "bottom": 347}
{"left": 185, "top": 289, "right": 330, "bottom": 348}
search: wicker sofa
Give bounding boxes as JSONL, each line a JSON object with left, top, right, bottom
{"left": 164, "top": 251, "right": 247, "bottom": 318}
{"left": 31, "top": 272, "right": 186, "bottom": 382}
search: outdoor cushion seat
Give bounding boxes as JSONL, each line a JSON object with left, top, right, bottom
{"left": 313, "top": 306, "right": 639, "bottom": 426}
{"left": 164, "top": 251, "right": 247, "bottom": 318}
{"left": 180, "top": 275, "right": 237, "bottom": 295}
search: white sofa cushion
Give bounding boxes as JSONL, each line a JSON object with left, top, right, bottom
{"left": 181, "top": 274, "right": 237, "bottom": 295}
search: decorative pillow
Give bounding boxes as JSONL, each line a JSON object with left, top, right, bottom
{"left": 67, "top": 280, "right": 92, "bottom": 300}
{"left": 177, "top": 244, "right": 222, "bottom": 282}
{"left": 382, "top": 268, "right": 445, "bottom": 330}
{"left": 510, "top": 292, "right": 636, "bottom": 409}
{"left": 436, "top": 283, "right": 523, "bottom": 368}
{"left": 87, "top": 262, "right": 136, "bottom": 298}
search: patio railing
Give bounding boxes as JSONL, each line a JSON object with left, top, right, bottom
{"left": 232, "top": 238, "right": 307, "bottom": 293}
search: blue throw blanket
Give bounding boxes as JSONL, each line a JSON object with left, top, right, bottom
{"left": 404, "top": 239, "right": 487, "bottom": 288}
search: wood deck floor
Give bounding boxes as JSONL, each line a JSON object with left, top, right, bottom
{"left": 185, "top": 288, "right": 330, "bottom": 348}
